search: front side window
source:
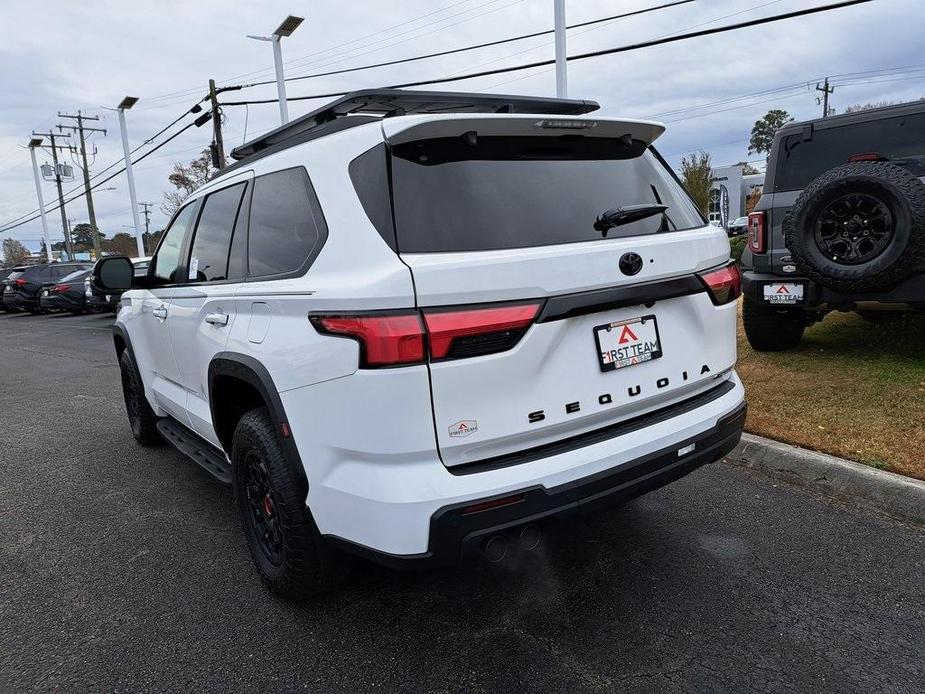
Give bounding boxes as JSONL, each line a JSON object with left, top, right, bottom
{"left": 151, "top": 203, "right": 197, "bottom": 284}
{"left": 247, "top": 168, "right": 325, "bottom": 278}
{"left": 187, "top": 182, "right": 247, "bottom": 283}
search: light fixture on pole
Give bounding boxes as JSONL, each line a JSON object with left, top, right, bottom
{"left": 27, "top": 137, "right": 54, "bottom": 262}
{"left": 247, "top": 15, "right": 304, "bottom": 125}
{"left": 114, "top": 96, "right": 146, "bottom": 258}
{"left": 554, "top": 0, "right": 567, "bottom": 98}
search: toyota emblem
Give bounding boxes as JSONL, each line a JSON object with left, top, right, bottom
{"left": 619, "top": 252, "right": 644, "bottom": 276}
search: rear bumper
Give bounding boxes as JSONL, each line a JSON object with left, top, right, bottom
{"left": 308, "top": 372, "right": 746, "bottom": 566}
{"left": 39, "top": 294, "right": 83, "bottom": 310}
{"left": 741, "top": 269, "right": 925, "bottom": 307}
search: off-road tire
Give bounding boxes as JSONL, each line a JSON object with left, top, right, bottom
{"left": 742, "top": 296, "right": 805, "bottom": 351}
{"left": 784, "top": 162, "right": 925, "bottom": 292}
{"left": 232, "top": 407, "right": 350, "bottom": 600}
{"left": 119, "top": 350, "right": 162, "bottom": 446}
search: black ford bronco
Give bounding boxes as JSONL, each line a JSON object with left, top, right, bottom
{"left": 740, "top": 100, "right": 925, "bottom": 350}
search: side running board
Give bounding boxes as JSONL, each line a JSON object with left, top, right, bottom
{"left": 156, "top": 417, "right": 232, "bottom": 485}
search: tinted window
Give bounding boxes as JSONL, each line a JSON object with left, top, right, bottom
{"left": 152, "top": 204, "right": 197, "bottom": 284}
{"left": 774, "top": 112, "right": 925, "bottom": 191}
{"left": 187, "top": 183, "right": 247, "bottom": 282}
{"left": 59, "top": 269, "right": 89, "bottom": 283}
{"left": 390, "top": 137, "right": 705, "bottom": 253}
{"left": 247, "top": 168, "right": 325, "bottom": 277}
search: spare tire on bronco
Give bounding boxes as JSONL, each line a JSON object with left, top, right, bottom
{"left": 784, "top": 161, "right": 925, "bottom": 292}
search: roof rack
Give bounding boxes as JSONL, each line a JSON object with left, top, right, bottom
{"left": 230, "top": 88, "right": 600, "bottom": 160}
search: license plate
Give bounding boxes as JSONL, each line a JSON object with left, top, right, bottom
{"left": 595, "top": 315, "right": 662, "bottom": 372}
{"left": 763, "top": 282, "right": 804, "bottom": 304}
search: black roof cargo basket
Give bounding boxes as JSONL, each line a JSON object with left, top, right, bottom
{"left": 230, "top": 88, "right": 600, "bottom": 160}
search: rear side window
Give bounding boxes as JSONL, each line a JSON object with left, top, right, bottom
{"left": 774, "top": 112, "right": 925, "bottom": 191}
{"left": 389, "top": 136, "right": 705, "bottom": 253}
{"left": 187, "top": 182, "right": 247, "bottom": 283}
{"left": 247, "top": 167, "right": 326, "bottom": 278}
{"left": 152, "top": 203, "right": 198, "bottom": 284}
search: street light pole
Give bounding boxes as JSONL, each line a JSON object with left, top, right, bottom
{"left": 247, "top": 15, "right": 304, "bottom": 125}
{"left": 27, "top": 138, "right": 53, "bottom": 262}
{"left": 554, "top": 0, "right": 568, "bottom": 98}
{"left": 114, "top": 97, "right": 145, "bottom": 258}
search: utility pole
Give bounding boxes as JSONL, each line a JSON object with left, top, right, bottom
{"left": 27, "top": 138, "right": 53, "bottom": 262}
{"left": 32, "top": 131, "right": 74, "bottom": 260}
{"left": 208, "top": 79, "right": 226, "bottom": 169}
{"left": 57, "top": 111, "right": 106, "bottom": 258}
{"left": 139, "top": 202, "right": 152, "bottom": 254}
{"left": 816, "top": 78, "right": 835, "bottom": 117}
{"left": 554, "top": 0, "right": 568, "bottom": 98}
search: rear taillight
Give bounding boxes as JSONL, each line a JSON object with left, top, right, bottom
{"left": 13, "top": 278, "right": 27, "bottom": 286}
{"left": 54, "top": 284, "right": 70, "bottom": 293}
{"left": 848, "top": 152, "right": 882, "bottom": 163}
{"left": 698, "top": 262, "right": 742, "bottom": 305}
{"left": 310, "top": 313, "right": 425, "bottom": 367}
{"left": 423, "top": 303, "right": 540, "bottom": 361}
{"left": 747, "top": 211, "right": 766, "bottom": 253}
{"left": 310, "top": 302, "right": 541, "bottom": 368}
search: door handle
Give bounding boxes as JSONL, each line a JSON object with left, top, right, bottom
{"left": 153, "top": 305, "right": 168, "bottom": 320}
{"left": 205, "top": 312, "right": 229, "bottom": 326}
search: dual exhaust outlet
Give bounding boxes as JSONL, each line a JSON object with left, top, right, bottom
{"left": 481, "top": 524, "right": 542, "bottom": 563}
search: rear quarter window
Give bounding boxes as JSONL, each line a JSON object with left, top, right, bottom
{"left": 247, "top": 167, "right": 327, "bottom": 278}
{"left": 774, "top": 112, "right": 925, "bottom": 192}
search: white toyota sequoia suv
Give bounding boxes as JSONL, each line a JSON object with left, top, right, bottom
{"left": 95, "top": 90, "right": 746, "bottom": 599}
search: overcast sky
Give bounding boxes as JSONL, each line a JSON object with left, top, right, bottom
{"left": 0, "top": 0, "right": 921, "bottom": 250}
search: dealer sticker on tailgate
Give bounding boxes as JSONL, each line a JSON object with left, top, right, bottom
{"left": 763, "top": 282, "right": 804, "bottom": 305}
{"left": 595, "top": 315, "right": 662, "bottom": 372}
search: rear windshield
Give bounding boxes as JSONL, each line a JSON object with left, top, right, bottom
{"left": 388, "top": 136, "right": 705, "bottom": 253}
{"left": 773, "top": 112, "right": 925, "bottom": 192}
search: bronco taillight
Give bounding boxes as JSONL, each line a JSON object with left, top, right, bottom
{"left": 747, "top": 211, "right": 766, "bottom": 253}
{"left": 698, "top": 262, "right": 742, "bottom": 305}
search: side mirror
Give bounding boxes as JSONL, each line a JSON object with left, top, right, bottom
{"left": 94, "top": 256, "right": 134, "bottom": 291}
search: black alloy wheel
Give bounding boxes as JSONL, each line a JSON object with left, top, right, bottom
{"left": 243, "top": 451, "right": 283, "bottom": 566}
{"left": 814, "top": 193, "right": 894, "bottom": 265}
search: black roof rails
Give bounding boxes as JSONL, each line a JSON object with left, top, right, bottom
{"left": 230, "top": 88, "right": 600, "bottom": 160}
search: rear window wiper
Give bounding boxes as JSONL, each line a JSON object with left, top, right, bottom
{"left": 593, "top": 204, "right": 668, "bottom": 237}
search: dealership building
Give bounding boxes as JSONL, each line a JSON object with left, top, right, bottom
{"left": 708, "top": 164, "right": 765, "bottom": 227}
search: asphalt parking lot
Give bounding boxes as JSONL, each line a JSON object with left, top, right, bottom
{"left": 1, "top": 311, "right": 923, "bottom": 694}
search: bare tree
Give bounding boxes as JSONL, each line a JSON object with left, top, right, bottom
{"left": 3, "top": 238, "right": 30, "bottom": 266}
{"left": 161, "top": 149, "right": 221, "bottom": 216}
{"left": 680, "top": 151, "right": 713, "bottom": 216}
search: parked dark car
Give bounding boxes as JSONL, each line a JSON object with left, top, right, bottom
{"left": 85, "top": 257, "right": 150, "bottom": 312}
{"left": 2, "top": 263, "right": 93, "bottom": 314}
{"left": 740, "top": 100, "right": 925, "bottom": 350}
{"left": 0, "top": 268, "right": 19, "bottom": 312}
{"left": 38, "top": 269, "right": 93, "bottom": 314}
{"left": 727, "top": 216, "right": 748, "bottom": 237}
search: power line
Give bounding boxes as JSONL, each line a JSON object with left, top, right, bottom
{"left": 232, "top": 0, "right": 695, "bottom": 91}
{"left": 0, "top": 122, "right": 198, "bottom": 234}
{"left": 220, "top": 0, "right": 876, "bottom": 107}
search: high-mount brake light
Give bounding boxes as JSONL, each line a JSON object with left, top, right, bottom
{"left": 698, "top": 262, "right": 742, "bottom": 305}
{"left": 310, "top": 314, "right": 425, "bottom": 367}
{"left": 534, "top": 119, "right": 597, "bottom": 130}
{"left": 423, "top": 303, "right": 541, "bottom": 361}
{"left": 747, "top": 211, "right": 766, "bottom": 253}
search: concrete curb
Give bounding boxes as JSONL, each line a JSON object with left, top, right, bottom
{"left": 723, "top": 433, "right": 925, "bottom": 527}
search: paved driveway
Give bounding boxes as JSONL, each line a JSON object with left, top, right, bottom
{"left": 1, "top": 311, "right": 922, "bottom": 693}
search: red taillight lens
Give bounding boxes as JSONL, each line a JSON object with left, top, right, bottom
{"left": 848, "top": 152, "right": 882, "bottom": 163}
{"left": 54, "top": 284, "right": 70, "bottom": 293}
{"left": 310, "top": 313, "right": 425, "bottom": 367}
{"left": 14, "top": 278, "right": 27, "bottom": 286}
{"left": 423, "top": 303, "right": 540, "bottom": 360}
{"left": 698, "top": 262, "right": 742, "bottom": 305}
{"left": 747, "top": 211, "right": 766, "bottom": 253}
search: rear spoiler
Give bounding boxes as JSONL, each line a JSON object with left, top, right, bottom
{"left": 382, "top": 114, "right": 666, "bottom": 147}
